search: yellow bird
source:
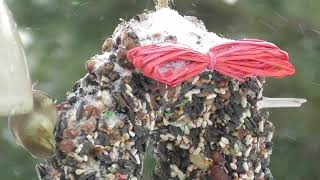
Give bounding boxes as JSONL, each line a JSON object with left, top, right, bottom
{"left": 8, "top": 90, "right": 57, "bottom": 159}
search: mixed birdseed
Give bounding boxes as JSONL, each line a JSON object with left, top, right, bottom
{"left": 37, "top": 8, "right": 275, "bottom": 180}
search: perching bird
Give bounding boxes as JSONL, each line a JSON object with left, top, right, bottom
{"left": 8, "top": 90, "right": 57, "bottom": 159}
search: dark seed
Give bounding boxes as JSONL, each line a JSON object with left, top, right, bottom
{"left": 79, "top": 141, "right": 94, "bottom": 155}
{"left": 72, "top": 80, "right": 81, "bottom": 92}
{"left": 35, "top": 164, "right": 46, "bottom": 179}
{"left": 134, "top": 125, "right": 146, "bottom": 137}
{"left": 133, "top": 15, "right": 140, "bottom": 21}
{"left": 55, "top": 112, "right": 68, "bottom": 140}
{"left": 76, "top": 101, "right": 86, "bottom": 121}
{"left": 65, "top": 156, "right": 77, "bottom": 166}
{"left": 97, "top": 132, "right": 109, "bottom": 146}
{"left": 108, "top": 71, "right": 120, "bottom": 81}
{"left": 78, "top": 170, "right": 96, "bottom": 180}
{"left": 96, "top": 154, "right": 111, "bottom": 163}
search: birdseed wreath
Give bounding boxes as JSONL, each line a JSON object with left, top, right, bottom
{"left": 36, "top": 8, "right": 295, "bottom": 180}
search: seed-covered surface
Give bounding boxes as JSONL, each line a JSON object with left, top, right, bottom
{"left": 37, "top": 9, "right": 274, "bottom": 180}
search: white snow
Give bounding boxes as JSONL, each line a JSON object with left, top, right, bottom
{"left": 101, "top": 90, "right": 113, "bottom": 107}
{"left": 114, "top": 8, "right": 232, "bottom": 54}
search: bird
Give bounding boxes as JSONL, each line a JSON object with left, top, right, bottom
{"left": 8, "top": 90, "right": 57, "bottom": 159}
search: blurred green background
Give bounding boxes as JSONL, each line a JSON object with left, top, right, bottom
{"left": 0, "top": 0, "right": 319, "bottom": 179}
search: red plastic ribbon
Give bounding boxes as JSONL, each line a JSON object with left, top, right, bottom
{"left": 127, "top": 39, "right": 295, "bottom": 86}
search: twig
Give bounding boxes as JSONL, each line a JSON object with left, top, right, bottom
{"left": 155, "top": 0, "right": 171, "bottom": 9}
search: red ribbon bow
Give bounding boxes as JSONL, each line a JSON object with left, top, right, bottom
{"left": 127, "top": 39, "right": 295, "bottom": 86}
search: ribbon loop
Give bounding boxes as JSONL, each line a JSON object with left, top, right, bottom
{"left": 127, "top": 39, "right": 295, "bottom": 87}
